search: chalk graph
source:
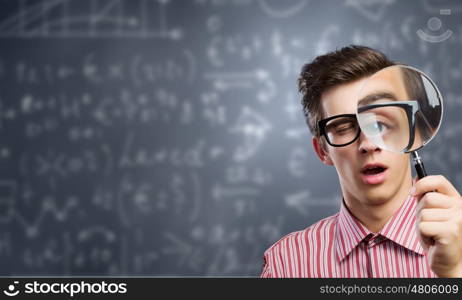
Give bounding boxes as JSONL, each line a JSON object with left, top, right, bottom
{"left": 0, "top": 0, "right": 182, "bottom": 39}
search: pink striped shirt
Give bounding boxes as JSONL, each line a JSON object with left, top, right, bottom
{"left": 260, "top": 194, "right": 436, "bottom": 278}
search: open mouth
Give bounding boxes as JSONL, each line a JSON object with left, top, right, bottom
{"left": 362, "top": 166, "right": 386, "bottom": 175}
{"left": 360, "top": 164, "right": 388, "bottom": 185}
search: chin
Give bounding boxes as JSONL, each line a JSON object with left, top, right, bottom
{"left": 361, "top": 185, "right": 394, "bottom": 205}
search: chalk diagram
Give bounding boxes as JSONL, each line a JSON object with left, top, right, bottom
{"left": 345, "top": 0, "right": 395, "bottom": 22}
{"left": 0, "top": 0, "right": 182, "bottom": 39}
{"left": 229, "top": 106, "right": 271, "bottom": 162}
{"left": 258, "top": 0, "right": 309, "bottom": 18}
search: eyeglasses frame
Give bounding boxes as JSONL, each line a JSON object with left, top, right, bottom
{"left": 318, "top": 100, "right": 423, "bottom": 151}
{"left": 357, "top": 100, "right": 419, "bottom": 152}
{"left": 317, "top": 113, "right": 361, "bottom": 147}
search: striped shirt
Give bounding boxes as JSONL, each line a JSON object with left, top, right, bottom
{"left": 260, "top": 194, "right": 436, "bottom": 278}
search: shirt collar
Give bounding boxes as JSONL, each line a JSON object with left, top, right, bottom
{"left": 335, "top": 193, "right": 424, "bottom": 262}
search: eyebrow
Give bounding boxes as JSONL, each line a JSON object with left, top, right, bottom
{"left": 358, "top": 91, "right": 398, "bottom": 106}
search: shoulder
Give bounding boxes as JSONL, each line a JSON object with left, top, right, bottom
{"left": 260, "top": 213, "right": 339, "bottom": 277}
{"left": 264, "top": 213, "right": 339, "bottom": 255}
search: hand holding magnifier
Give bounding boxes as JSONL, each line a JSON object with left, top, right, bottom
{"left": 356, "top": 65, "right": 443, "bottom": 179}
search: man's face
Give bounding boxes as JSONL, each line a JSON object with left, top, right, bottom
{"left": 314, "top": 72, "right": 411, "bottom": 206}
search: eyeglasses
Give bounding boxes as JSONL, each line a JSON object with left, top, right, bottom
{"left": 319, "top": 101, "right": 425, "bottom": 148}
{"left": 357, "top": 100, "right": 433, "bottom": 152}
{"left": 317, "top": 114, "right": 361, "bottom": 147}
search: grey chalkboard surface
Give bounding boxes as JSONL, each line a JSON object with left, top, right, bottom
{"left": 0, "top": 0, "right": 461, "bottom": 276}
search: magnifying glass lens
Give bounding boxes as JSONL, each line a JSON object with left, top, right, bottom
{"left": 356, "top": 65, "right": 443, "bottom": 153}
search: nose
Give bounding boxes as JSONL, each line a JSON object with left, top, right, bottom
{"left": 358, "top": 131, "right": 381, "bottom": 154}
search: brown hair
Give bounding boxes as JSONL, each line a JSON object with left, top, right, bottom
{"left": 298, "top": 45, "right": 395, "bottom": 136}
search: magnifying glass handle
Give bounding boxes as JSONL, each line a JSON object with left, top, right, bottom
{"left": 412, "top": 151, "right": 427, "bottom": 179}
{"left": 411, "top": 151, "right": 434, "bottom": 245}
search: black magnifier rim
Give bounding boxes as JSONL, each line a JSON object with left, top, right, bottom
{"left": 355, "top": 64, "right": 444, "bottom": 153}
{"left": 357, "top": 100, "right": 419, "bottom": 153}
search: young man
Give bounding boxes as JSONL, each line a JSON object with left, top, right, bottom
{"left": 260, "top": 45, "right": 462, "bottom": 278}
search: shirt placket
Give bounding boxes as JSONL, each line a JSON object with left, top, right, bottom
{"left": 363, "top": 233, "right": 385, "bottom": 277}
{"left": 363, "top": 234, "right": 373, "bottom": 277}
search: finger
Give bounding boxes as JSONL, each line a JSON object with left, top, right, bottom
{"left": 418, "top": 221, "right": 446, "bottom": 241}
{"left": 417, "top": 222, "right": 438, "bottom": 250}
{"left": 417, "top": 208, "right": 452, "bottom": 223}
{"left": 415, "top": 192, "right": 454, "bottom": 212}
{"left": 414, "top": 175, "right": 460, "bottom": 198}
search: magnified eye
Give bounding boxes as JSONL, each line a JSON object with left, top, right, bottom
{"left": 373, "top": 121, "right": 388, "bottom": 133}
{"left": 361, "top": 115, "right": 390, "bottom": 136}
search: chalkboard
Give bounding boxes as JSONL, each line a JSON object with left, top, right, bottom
{"left": 0, "top": 0, "right": 461, "bottom": 276}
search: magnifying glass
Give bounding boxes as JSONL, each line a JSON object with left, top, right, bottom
{"left": 356, "top": 65, "right": 443, "bottom": 179}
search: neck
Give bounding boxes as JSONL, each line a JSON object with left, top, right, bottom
{"left": 342, "top": 171, "right": 413, "bottom": 234}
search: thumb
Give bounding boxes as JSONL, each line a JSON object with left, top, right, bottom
{"left": 410, "top": 177, "right": 418, "bottom": 196}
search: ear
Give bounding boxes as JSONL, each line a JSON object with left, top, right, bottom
{"left": 312, "top": 136, "right": 333, "bottom": 166}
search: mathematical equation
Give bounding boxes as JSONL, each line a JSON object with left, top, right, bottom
{"left": 0, "top": 0, "right": 461, "bottom": 276}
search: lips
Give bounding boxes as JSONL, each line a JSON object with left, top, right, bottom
{"left": 360, "top": 163, "right": 388, "bottom": 185}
